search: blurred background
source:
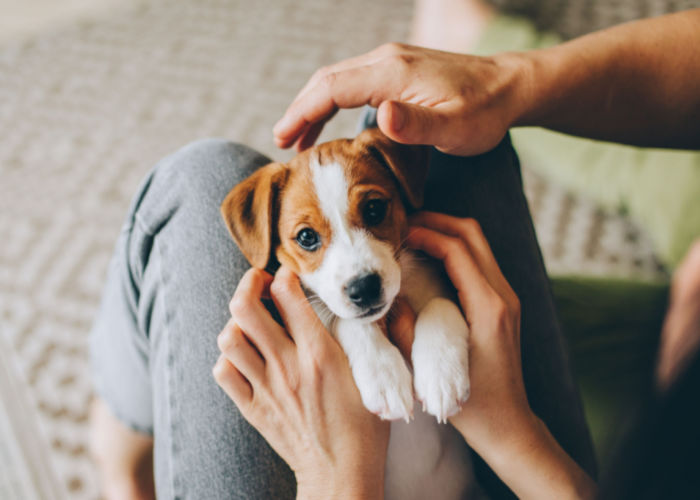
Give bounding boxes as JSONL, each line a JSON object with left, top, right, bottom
{"left": 0, "top": 0, "right": 698, "bottom": 498}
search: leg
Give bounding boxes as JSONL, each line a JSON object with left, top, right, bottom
{"left": 89, "top": 399, "right": 155, "bottom": 500}
{"left": 89, "top": 139, "right": 296, "bottom": 498}
{"left": 335, "top": 318, "right": 414, "bottom": 422}
{"left": 412, "top": 297, "right": 471, "bottom": 423}
{"left": 423, "top": 138, "right": 598, "bottom": 497}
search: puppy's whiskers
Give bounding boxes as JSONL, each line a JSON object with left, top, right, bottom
{"left": 304, "top": 292, "right": 338, "bottom": 332}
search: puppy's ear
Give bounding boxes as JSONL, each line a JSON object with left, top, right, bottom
{"left": 221, "top": 162, "right": 289, "bottom": 269}
{"left": 356, "top": 128, "right": 430, "bottom": 209}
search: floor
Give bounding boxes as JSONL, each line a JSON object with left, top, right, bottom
{"left": 0, "top": 0, "right": 133, "bottom": 42}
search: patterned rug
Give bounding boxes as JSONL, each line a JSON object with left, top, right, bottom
{"left": 0, "top": 0, "right": 665, "bottom": 498}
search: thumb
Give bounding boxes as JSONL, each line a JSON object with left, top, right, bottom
{"left": 377, "top": 100, "right": 449, "bottom": 147}
{"left": 270, "top": 266, "right": 325, "bottom": 344}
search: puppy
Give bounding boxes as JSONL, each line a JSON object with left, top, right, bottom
{"left": 221, "top": 128, "right": 475, "bottom": 499}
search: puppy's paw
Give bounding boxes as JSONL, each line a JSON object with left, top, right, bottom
{"left": 412, "top": 298, "right": 470, "bottom": 423}
{"left": 353, "top": 347, "right": 414, "bottom": 422}
{"left": 413, "top": 350, "right": 470, "bottom": 423}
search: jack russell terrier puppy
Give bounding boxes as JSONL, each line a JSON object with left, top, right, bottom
{"left": 221, "top": 128, "right": 476, "bottom": 499}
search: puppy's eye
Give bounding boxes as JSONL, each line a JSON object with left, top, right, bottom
{"left": 363, "top": 199, "right": 388, "bottom": 226}
{"left": 296, "top": 228, "right": 321, "bottom": 251}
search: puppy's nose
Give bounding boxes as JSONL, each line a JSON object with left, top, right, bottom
{"left": 345, "top": 273, "right": 382, "bottom": 308}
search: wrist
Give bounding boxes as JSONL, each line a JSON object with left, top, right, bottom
{"left": 453, "top": 409, "right": 596, "bottom": 499}
{"left": 484, "top": 412, "right": 551, "bottom": 471}
{"left": 296, "top": 464, "right": 384, "bottom": 500}
{"left": 490, "top": 50, "right": 539, "bottom": 129}
{"left": 451, "top": 403, "right": 542, "bottom": 465}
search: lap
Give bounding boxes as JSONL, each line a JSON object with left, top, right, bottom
{"left": 425, "top": 140, "right": 596, "bottom": 495}
{"left": 90, "top": 133, "right": 595, "bottom": 499}
{"left": 90, "top": 139, "right": 295, "bottom": 499}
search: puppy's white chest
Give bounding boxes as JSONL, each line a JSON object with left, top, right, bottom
{"left": 384, "top": 252, "right": 475, "bottom": 500}
{"left": 314, "top": 252, "right": 476, "bottom": 499}
{"left": 386, "top": 405, "right": 475, "bottom": 500}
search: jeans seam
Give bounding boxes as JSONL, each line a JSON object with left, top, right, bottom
{"left": 134, "top": 211, "right": 156, "bottom": 238}
{"left": 154, "top": 234, "right": 178, "bottom": 498}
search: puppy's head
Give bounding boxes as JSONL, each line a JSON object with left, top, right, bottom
{"left": 221, "top": 128, "right": 429, "bottom": 322}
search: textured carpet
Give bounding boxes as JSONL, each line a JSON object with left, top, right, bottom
{"left": 0, "top": 0, "right": 665, "bottom": 498}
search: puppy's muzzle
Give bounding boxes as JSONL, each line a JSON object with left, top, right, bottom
{"left": 345, "top": 272, "right": 383, "bottom": 310}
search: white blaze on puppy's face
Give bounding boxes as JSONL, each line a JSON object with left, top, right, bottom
{"left": 223, "top": 129, "right": 426, "bottom": 322}
{"left": 298, "top": 158, "right": 401, "bottom": 321}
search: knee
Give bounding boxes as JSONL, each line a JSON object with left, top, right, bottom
{"left": 128, "top": 139, "right": 271, "bottom": 236}
{"left": 152, "top": 138, "right": 271, "bottom": 201}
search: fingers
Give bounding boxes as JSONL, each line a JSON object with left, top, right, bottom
{"left": 387, "top": 297, "right": 416, "bottom": 365}
{"left": 658, "top": 238, "right": 700, "bottom": 388}
{"left": 410, "top": 212, "right": 495, "bottom": 269}
{"left": 213, "top": 355, "right": 253, "bottom": 406}
{"left": 269, "top": 266, "right": 327, "bottom": 347}
{"left": 274, "top": 44, "right": 419, "bottom": 149}
{"left": 409, "top": 212, "right": 518, "bottom": 309}
{"left": 230, "top": 268, "right": 274, "bottom": 310}
{"left": 294, "top": 116, "right": 333, "bottom": 152}
{"left": 274, "top": 44, "right": 407, "bottom": 148}
{"left": 405, "top": 225, "right": 499, "bottom": 319}
{"left": 376, "top": 100, "right": 453, "bottom": 147}
{"left": 672, "top": 238, "right": 700, "bottom": 303}
{"left": 274, "top": 63, "right": 392, "bottom": 148}
{"left": 217, "top": 319, "right": 266, "bottom": 384}
{"left": 289, "top": 47, "right": 388, "bottom": 108}
{"left": 229, "top": 268, "right": 294, "bottom": 359}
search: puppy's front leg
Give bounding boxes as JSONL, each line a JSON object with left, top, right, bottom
{"left": 412, "top": 297, "right": 470, "bottom": 423}
{"left": 335, "top": 319, "right": 414, "bottom": 422}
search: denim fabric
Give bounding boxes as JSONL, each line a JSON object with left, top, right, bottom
{"left": 90, "top": 128, "right": 596, "bottom": 498}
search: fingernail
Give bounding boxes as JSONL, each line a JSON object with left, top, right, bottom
{"left": 272, "top": 117, "right": 285, "bottom": 135}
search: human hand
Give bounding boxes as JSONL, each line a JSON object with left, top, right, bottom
{"left": 273, "top": 43, "right": 526, "bottom": 156}
{"left": 657, "top": 239, "right": 700, "bottom": 389}
{"left": 405, "top": 212, "right": 530, "bottom": 448}
{"left": 213, "top": 267, "right": 389, "bottom": 500}
{"left": 406, "top": 213, "right": 595, "bottom": 499}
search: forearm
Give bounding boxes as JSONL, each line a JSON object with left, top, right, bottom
{"left": 509, "top": 9, "right": 700, "bottom": 149}
{"left": 452, "top": 410, "right": 596, "bottom": 500}
{"left": 296, "top": 468, "right": 384, "bottom": 500}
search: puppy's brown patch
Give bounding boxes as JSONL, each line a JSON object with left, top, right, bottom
{"left": 221, "top": 129, "right": 429, "bottom": 273}
{"left": 276, "top": 155, "right": 331, "bottom": 275}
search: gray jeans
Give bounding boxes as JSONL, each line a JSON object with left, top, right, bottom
{"left": 90, "top": 128, "right": 596, "bottom": 499}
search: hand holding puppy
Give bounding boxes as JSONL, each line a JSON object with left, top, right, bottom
{"left": 406, "top": 212, "right": 528, "bottom": 443}
{"left": 214, "top": 212, "right": 532, "bottom": 497}
{"left": 213, "top": 266, "right": 390, "bottom": 500}
{"left": 214, "top": 214, "right": 594, "bottom": 500}
{"left": 407, "top": 212, "right": 595, "bottom": 500}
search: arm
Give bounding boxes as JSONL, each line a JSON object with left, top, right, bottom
{"left": 518, "top": 9, "right": 700, "bottom": 149}
{"left": 407, "top": 212, "right": 596, "bottom": 499}
{"left": 274, "top": 9, "right": 700, "bottom": 154}
{"left": 455, "top": 410, "right": 596, "bottom": 500}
